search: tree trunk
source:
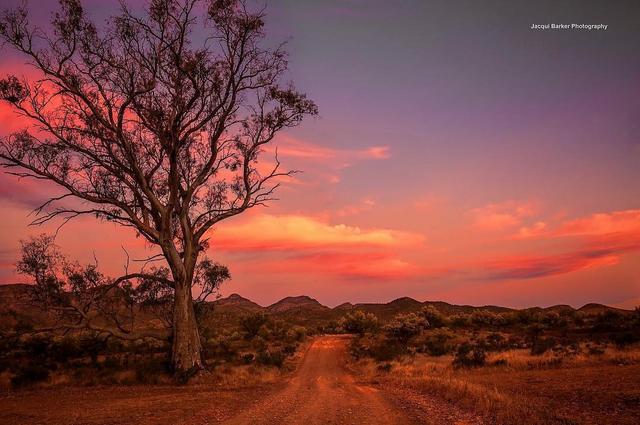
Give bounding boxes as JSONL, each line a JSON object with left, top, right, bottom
{"left": 171, "top": 281, "right": 203, "bottom": 378}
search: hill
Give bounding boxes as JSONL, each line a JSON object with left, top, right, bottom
{"left": 0, "top": 284, "right": 632, "bottom": 333}
{"left": 213, "top": 293, "right": 265, "bottom": 313}
{"left": 267, "top": 296, "right": 329, "bottom": 313}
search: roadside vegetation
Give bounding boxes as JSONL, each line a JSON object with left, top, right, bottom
{"left": 343, "top": 306, "right": 640, "bottom": 424}
{"left": 0, "top": 310, "right": 310, "bottom": 390}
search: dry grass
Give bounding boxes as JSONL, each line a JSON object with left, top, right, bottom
{"left": 353, "top": 344, "right": 640, "bottom": 425}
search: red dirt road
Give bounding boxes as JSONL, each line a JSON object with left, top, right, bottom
{"left": 222, "top": 335, "right": 410, "bottom": 425}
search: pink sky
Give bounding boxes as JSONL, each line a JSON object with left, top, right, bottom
{"left": 0, "top": 0, "right": 639, "bottom": 309}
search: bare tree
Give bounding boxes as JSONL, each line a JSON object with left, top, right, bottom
{"left": 0, "top": 0, "right": 317, "bottom": 376}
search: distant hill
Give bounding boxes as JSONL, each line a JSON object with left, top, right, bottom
{"left": 267, "top": 296, "right": 329, "bottom": 313}
{"left": 0, "top": 284, "right": 632, "bottom": 333}
{"left": 578, "top": 303, "right": 628, "bottom": 315}
{"left": 213, "top": 293, "right": 265, "bottom": 313}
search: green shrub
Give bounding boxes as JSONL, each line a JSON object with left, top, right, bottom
{"left": 240, "top": 312, "right": 269, "bottom": 339}
{"left": 340, "top": 311, "right": 379, "bottom": 335}
{"left": 531, "top": 336, "right": 556, "bottom": 355}
{"left": 384, "top": 313, "right": 425, "bottom": 343}
{"left": 420, "top": 306, "right": 445, "bottom": 328}
{"left": 422, "top": 329, "right": 455, "bottom": 356}
{"left": 369, "top": 339, "right": 405, "bottom": 361}
{"left": 453, "top": 342, "right": 486, "bottom": 368}
{"left": 257, "top": 349, "right": 285, "bottom": 368}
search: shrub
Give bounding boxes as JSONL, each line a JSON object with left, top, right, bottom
{"left": 485, "top": 332, "right": 506, "bottom": 351}
{"left": 384, "top": 313, "right": 425, "bottom": 343}
{"left": 470, "top": 311, "right": 505, "bottom": 327}
{"left": 23, "top": 334, "right": 52, "bottom": 358}
{"left": 611, "top": 331, "right": 639, "bottom": 347}
{"left": 453, "top": 342, "right": 486, "bottom": 368}
{"left": 369, "top": 339, "right": 405, "bottom": 361}
{"left": 287, "top": 326, "right": 307, "bottom": 342}
{"left": 531, "top": 336, "right": 556, "bottom": 355}
{"left": 11, "top": 363, "right": 50, "bottom": 388}
{"left": 586, "top": 344, "right": 605, "bottom": 355}
{"left": 450, "top": 314, "right": 471, "bottom": 328}
{"left": 256, "top": 349, "right": 285, "bottom": 368}
{"left": 240, "top": 312, "right": 269, "bottom": 340}
{"left": 420, "top": 306, "right": 445, "bottom": 328}
{"left": 341, "top": 311, "right": 379, "bottom": 335}
{"left": 134, "top": 357, "right": 170, "bottom": 384}
{"left": 422, "top": 329, "right": 455, "bottom": 356}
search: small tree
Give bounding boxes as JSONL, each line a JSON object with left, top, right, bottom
{"left": 17, "top": 233, "right": 230, "bottom": 342}
{"left": 0, "top": 0, "right": 316, "bottom": 376}
{"left": 239, "top": 311, "right": 268, "bottom": 340}
{"left": 419, "top": 305, "right": 445, "bottom": 328}
{"left": 384, "top": 312, "right": 425, "bottom": 344}
{"left": 340, "top": 311, "right": 379, "bottom": 335}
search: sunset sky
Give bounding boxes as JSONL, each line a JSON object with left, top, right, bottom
{"left": 1, "top": 0, "right": 639, "bottom": 309}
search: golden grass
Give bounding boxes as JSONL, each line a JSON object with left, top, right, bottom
{"left": 353, "top": 344, "right": 640, "bottom": 425}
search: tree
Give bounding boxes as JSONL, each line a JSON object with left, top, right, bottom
{"left": 0, "top": 0, "right": 317, "bottom": 376}
{"left": 340, "top": 311, "right": 379, "bottom": 335}
{"left": 383, "top": 312, "right": 424, "bottom": 344}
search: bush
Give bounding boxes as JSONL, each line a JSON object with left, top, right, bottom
{"left": 287, "top": 326, "right": 307, "bottom": 342}
{"left": 340, "top": 311, "right": 379, "bottom": 335}
{"left": 450, "top": 314, "right": 471, "bottom": 328}
{"left": 420, "top": 306, "right": 445, "bottom": 328}
{"left": 241, "top": 353, "right": 255, "bottom": 364}
{"left": 240, "top": 312, "right": 269, "bottom": 340}
{"left": 384, "top": 313, "right": 425, "bottom": 343}
{"left": 134, "top": 357, "right": 170, "bottom": 384}
{"left": 531, "top": 336, "right": 556, "bottom": 355}
{"left": 453, "top": 342, "right": 486, "bottom": 368}
{"left": 422, "top": 329, "right": 455, "bottom": 356}
{"left": 370, "top": 340, "right": 405, "bottom": 361}
{"left": 256, "top": 349, "right": 285, "bottom": 368}
{"left": 11, "top": 363, "right": 50, "bottom": 388}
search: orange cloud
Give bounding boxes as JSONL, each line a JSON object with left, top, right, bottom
{"left": 516, "top": 209, "right": 640, "bottom": 239}
{"left": 471, "top": 200, "right": 537, "bottom": 230}
{"left": 558, "top": 210, "right": 640, "bottom": 236}
{"left": 335, "top": 198, "right": 376, "bottom": 217}
{"left": 211, "top": 213, "right": 423, "bottom": 251}
{"left": 266, "top": 134, "right": 390, "bottom": 163}
{"left": 262, "top": 251, "right": 419, "bottom": 280}
{"left": 482, "top": 250, "right": 621, "bottom": 280}
{"left": 208, "top": 213, "right": 425, "bottom": 280}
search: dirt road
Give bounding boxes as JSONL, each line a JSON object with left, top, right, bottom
{"left": 222, "top": 335, "right": 411, "bottom": 425}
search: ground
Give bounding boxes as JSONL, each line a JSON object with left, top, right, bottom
{"left": 2, "top": 335, "right": 639, "bottom": 424}
{"left": 0, "top": 335, "right": 480, "bottom": 425}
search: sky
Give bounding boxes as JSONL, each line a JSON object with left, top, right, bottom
{"left": 1, "top": 0, "right": 639, "bottom": 308}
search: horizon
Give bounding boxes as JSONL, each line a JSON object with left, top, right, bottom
{"left": 1, "top": 0, "right": 639, "bottom": 310}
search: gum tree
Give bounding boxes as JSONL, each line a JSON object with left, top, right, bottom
{"left": 0, "top": 0, "right": 316, "bottom": 376}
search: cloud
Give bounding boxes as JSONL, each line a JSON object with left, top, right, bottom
{"left": 209, "top": 213, "right": 424, "bottom": 280}
{"left": 516, "top": 209, "right": 640, "bottom": 239}
{"left": 361, "top": 146, "right": 390, "bottom": 159}
{"left": 480, "top": 229, "right": 640, "bottom": 280}
{"left": 558, "top": 210, "right": 640, "bottom": 236}
{"left": 482, "top": 250, "right": 620, "bottom": 280}
{"left": 335, "top": 198, "right": 376, "bottom": 217}
{"left": 211, "top": 213, "right": 423, "bottom": 251}
{"left": 263, "top": 251, "right": 419, "bottom": 280}
{"left": 471, "top": 200, "right": 537, "bottom": 230}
